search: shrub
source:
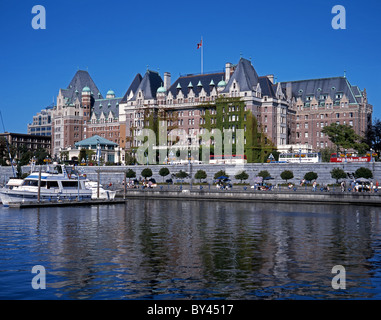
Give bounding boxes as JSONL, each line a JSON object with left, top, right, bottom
{"left": 159, "top": 167, "right": 170, "bottom": 182}
{"left": 214, "top": 170, "right": 229, "bottom": 180}
{"left": 126, "top": 169, "right": 136, "bottom": 179}
{"left": 141, "top": 168, "right": 153, "bottom": 179}
{"left": 331, "top": 167, "right": 346, "bottom": 184}
{"left": 280, "top": 170, "right": 294, "bottom": 182}
{"left": 354, "top": 167, "right": 373, "bottom": 179}
{"left": 194, "top": 170, "right": 207, "bottom": 182}
{"left": 257, "top": 170, "right": 271, "bottom": 179}
{"left": 304, "top": 171, "right": 318, "bottom": 182}
{"left": 235, "top": 170, "right": 249, "bottom": 183}
{"left": 175, "top": 170, "right": 189, "bottom": 179}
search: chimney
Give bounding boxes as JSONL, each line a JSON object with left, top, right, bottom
{"left": 286, "top": 82, "right": 292, "bottom": 100}
{"left": 164, "top": 72, "right": 171, "bottom": 90}
{"left": 267, "top": 74, "right": 274, "bottom": 84}
{"left": 225, "top": 62, "right": 232, "bottom": 82}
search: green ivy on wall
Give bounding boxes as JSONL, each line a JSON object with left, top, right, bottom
{"left": 200, "top": 96, "right": 275, "bottom": 163}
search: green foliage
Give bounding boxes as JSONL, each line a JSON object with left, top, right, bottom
{"left": 126, "top": 169, "right": 136, "bottom": 179}
{"left": 200, "top": 97, "right": 275, "bottom": 163}
{"left": 159, "top": 167, "right": 170, "bottom": 181}
{"left": 214, "top": 170, "right": 229, "bottom": 180}
{"left": 175, "top": 170, "right": 189, "bottom": 179}
{"left": 280, "top": 170, "right": 294, "bottom": 182}
{"left": 320, "top": 147, "right": 336, "bottom": 162}
{"left": 141, "top": 168, "right": 153, "bottom": 179}
{"left": 354, "top": 167, "right": 373, "bottom": 179}
{"left": 365, "top": 118, "right": 381, "bottom": 156}
{"left": 322, "top": 123, "right": 369, "bottom": 154}
{"left": 235, "top": 170, "right": 249, "bottom": 183}
{"left": 194, "top": 169, "right": 207, "bottom": 182}
{"left": 304, "top": 171, "right": 318, "bottom": 182}
{"left": 257, "top": 170, "right": 271, "bottom": 179}
{"left": 331, "top": 167, "right": 347, "bottom": 183}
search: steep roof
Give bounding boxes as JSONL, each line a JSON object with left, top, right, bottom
{"left": 120, "top": 73, "right": 143, "bottom": 103}
{"left": 222, "top": 58, "right": 259, "bottom": 93}
{"left": 130, "top": 70, "right": 163, "bottom": 101}
{"left": 258, "top": 76, "right": 277, "bottom": 98}
{"left": 92, "top": 97, "right": 122, "bottom": 119}
{"left": 75, "top": 134, "right": 117, "bottom": 147}
{"left": 61, "top": 70, "right": 102, "bottom": 104}
{"left": 280, "top": 77, "right": 360, "bottom": 104}
{"left": 168, "top": 72, "right": 224, "bottom": 97}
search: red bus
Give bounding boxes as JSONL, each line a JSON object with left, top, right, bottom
{"left": 330, "top": 153, "right": 372, "bottom": 163}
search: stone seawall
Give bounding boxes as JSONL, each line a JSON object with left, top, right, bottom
{"left": 0, "top": 162, "right": 379, "bottom": 186}
{"left": 120, "top": 189, "right": 381, "bottom": 206}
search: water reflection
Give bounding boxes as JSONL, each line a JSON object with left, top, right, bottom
{"left": 0, "top": 201, "right": 381, "bottom": 299}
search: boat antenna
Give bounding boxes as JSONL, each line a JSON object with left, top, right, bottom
{"left": 0, "top": 110, "right": 16, "bottom": 178}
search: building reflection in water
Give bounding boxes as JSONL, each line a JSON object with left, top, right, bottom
{"left": 24, "top": 200, "right": 381, "bottom": 299}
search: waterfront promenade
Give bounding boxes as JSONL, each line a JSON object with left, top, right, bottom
{"left": 118, "top": 185, "right": 381, "bottom": 206}
{"left": 8, "top": 184, "right": 381, "bottom": 208}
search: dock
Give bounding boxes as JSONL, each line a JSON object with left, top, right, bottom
{"left": 7, "top": 199, "right": 125, "bottom": 208}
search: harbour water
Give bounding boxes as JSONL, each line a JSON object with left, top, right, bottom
{"left": 1, "top": 199, "right": 381, "bottom": 300}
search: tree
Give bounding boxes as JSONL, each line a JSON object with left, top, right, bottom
{"left": 79, "top": 148, "right": 87, "bottom": 164}
{"left": 175, "top": 170, "right": 189, "bottom": 179}
{"left": 322, "top": 123, "right": 368, "bottom": 154}
{"left": 141, "top": 168, "right": 153, "bottom": 179}
{"left": 126, "top": 169, "right": 136, "bottom": 180}
{"left": 214, "top": 170, "right": 229, "bottom": 180}
{"left": 257, "top": 170, "right": 271, "bottom": 179}
{"left": 331, "top": 167, "right": 347, "bottom": 184}
{"left": 159, "top": 167, "right": 170, "bottom": 182}
{"left": 194, "top": 170, "right": 207, "bottom": 183}
{"left": 354, "top": 167, "right": 373, "bottom": 179}
{"left": 365, "top": 118, "right": 381, "bottom": 157}
{"left": 235, "top": 170, "right": 249, "bottom": 183}
{"left": 320, "top": 147, "right": 336, "bottom": 162}
{"left": 304, "top": 171, "right": 318, "bottom": 182}
{"left": 280, "top": 170, "right": 294, "bottom": 182}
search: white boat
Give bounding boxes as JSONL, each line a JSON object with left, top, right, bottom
{"left": 0, "top": 167, "right": 92, "bottom": 207}
{"left": 84, "top": 180, "right": 116, "bottom": 200}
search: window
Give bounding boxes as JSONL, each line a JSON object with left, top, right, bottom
{"left": 304, "top": 132, "right": 308, "bottom": 138}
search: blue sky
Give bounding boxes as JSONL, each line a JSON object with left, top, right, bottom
{"left": 0, "top": 0, "right": 380, "bottom": 133}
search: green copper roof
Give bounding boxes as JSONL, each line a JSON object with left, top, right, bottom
{"left": 82, "top": 86, "right": 91, "bottom": 92}
{"left": 75, "top": 135, "right": 117, "bottom": 147}
{"left": 218, "top": 80, "right": 227, "bottom": 87}
{"left": 107, "top": 90, "right": 115, "bottom": 95}
{"left": 157, "top": 83, "right": 166, "bottom": 93}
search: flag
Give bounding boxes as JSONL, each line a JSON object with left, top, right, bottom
{"left": 197, "top": 39, "right": 202, "bottom": 49}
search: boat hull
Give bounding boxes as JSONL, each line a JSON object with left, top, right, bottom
{"left": 0, "top": 188, "right": 92, "bottom": 207}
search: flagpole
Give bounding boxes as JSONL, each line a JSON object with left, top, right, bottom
{"left": 201, "top": 36, "right": 203, "bottom": 74}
